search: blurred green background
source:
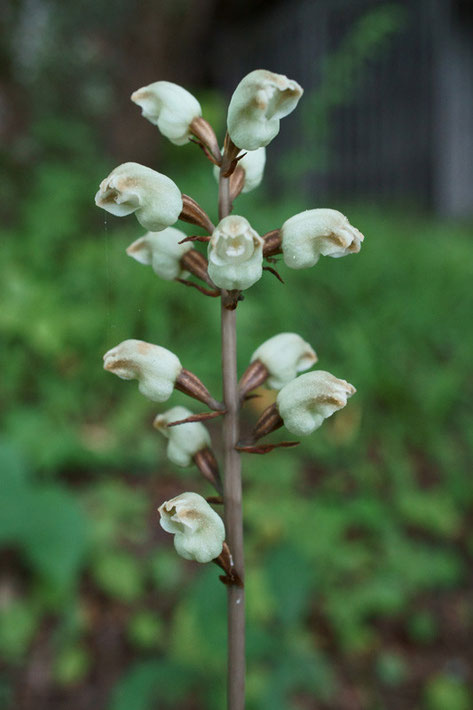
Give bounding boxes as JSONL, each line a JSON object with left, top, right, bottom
{"left": 1, "top": 1, "right": 472, "bottom": 709}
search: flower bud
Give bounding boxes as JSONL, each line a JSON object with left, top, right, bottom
{"left": 227, "top": 69, "right": 303, "bottom": 150}
{"left": 158, "top": 492, "right": 225, "bottom": 563}
{"left": 207, "top": 215, "right": 264, "bottom": 291}
{"left": 251, "top": 333, "right": 318, "bottom": 389}
{"left": 153, "top": 406, "right": 211, "bottom": 467}
{"left": 103, "top": 339, "right": 182, "bottom": 402}
{"left": 131, "top": 81, "right": 201, "bottom": 145}
{"left": 276, "top": 371, "right": 356, "bottom": 436}
{"left": 95, "top": 162, "right": 183, "bottom": 232}
{"left": 126, "top": 227, "right": 192, "bottom": 281}
{"left": 213, "top": 147, "right": 266, "bottom": 194}
{"left": 281, "top": 209, "right": 364, "bottom": 270}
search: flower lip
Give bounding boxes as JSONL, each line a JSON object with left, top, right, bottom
{"left": 103, "top": 339, "right": 182, "bottom": 402}
{"left": 207, "top": 216, "right": 264, "bottom": 290}
{"left": 276, "top": 370, "right": 356, "bottom": 436}
{"left": 281, "top": 208, "right": 364, "bottom": 269}
{"left": 158, "top": 492, "right": 225, "bottom": 563}
{"left": 95, "top": 162, "right": 183, "bottom": 232}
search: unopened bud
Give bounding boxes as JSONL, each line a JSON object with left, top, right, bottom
{"left": 131, "top": 81, "right": 201, "bottom": 146}
{"left": 95, "top": 163, "right": 182, "bottom": 232}
{"left": 158, "top": 492, "right": 225, "bottom": 563}
{"left": 281, "top": 209, "right": 364, "bottom": 269}
{"left": 227, "top": 70, "right": 303, "bottom": 151}
{"left": 103, "top": 339, "right": 182, "bottom": 402}
{"left": 276, "top": 371, "right": 356, "bottom": 436}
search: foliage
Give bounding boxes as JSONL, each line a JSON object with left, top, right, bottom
{"left": 0, "top": 114, "right": 472, "bottom": 709}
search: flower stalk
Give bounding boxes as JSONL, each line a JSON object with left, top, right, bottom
{"left": 97, "top": 69, "right": 363, "bottom": 710}
{"left": 219, "top": 165, "right": 246, "bottom": 710}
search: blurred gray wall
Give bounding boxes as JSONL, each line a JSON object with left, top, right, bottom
{"left": 213, "top": 0, "right": 473, "bottom": 217}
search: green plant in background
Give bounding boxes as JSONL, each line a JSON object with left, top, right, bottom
{"left": 1, "top": 52, "right": 473, "bottom": 710}
{"left": 1, "top": 137, "right": 473, "bottom": 708}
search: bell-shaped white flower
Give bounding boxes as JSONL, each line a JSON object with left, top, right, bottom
{"left": 95, "top": 162, "right": 183, "bottom": 232}
{"left": 159, "top": 492, "right": 225, "bottom": 563}
{"left": 131, "top": 81, "right": 202, "bottom": 146}
{"left": 213, "top": 146, "right": 266, "bottom": 194}
{"left": 126, "top": 227, "right": 192, "bottom": 281}
{"left": 227, "top": 69, "right": 303, "bottom": 151}
{"left": 251, "top": 333, "right": 318, "bottom": 389}
{"left": 103, "top": 339, "right": 182, "bottom": 402}
{"left": 281, "top": 208, "right": 364, "bottom": 270}
{"left": 207, "top": 215, "right": 264, "bottom": 290}
{"left": 276, "top": 371, "right": 356, "bottom": 436}
{"left": 154, "top": 406, "right": 211, "bottom": 467}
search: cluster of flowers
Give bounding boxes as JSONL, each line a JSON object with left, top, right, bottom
{"left": 96, "top": 70, "right": 362, "bottom": 567}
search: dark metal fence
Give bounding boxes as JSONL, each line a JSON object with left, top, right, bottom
{"left": 214, "top": 0, "right": 473, "bottom": 217}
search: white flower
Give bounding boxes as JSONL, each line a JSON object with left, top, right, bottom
{"left": 158, "top": 492, "right": 225, "bottom": 563}
{"left": 227, "top": 69, "right": 303, "bottom": 150}
{"left": 131, "top": 81, "right": 202, "bottom": 145}
{"left": 126, "top": 227, "right": 192, "bottom": 281}
{"left": 95, "top": 162, "right": 183, "bottom": 232}
{"left": 154, "top": 406, "right": 211, "bottom": 467}
{"left": 276, "top": 371, "right": 356, "bottom": 436}
{"left": 213, "top": 146, "right": 266, "bottom": 193}
{"left": 103, "top": 339, "right": 182, "bottom": 402}
{"left": 207, "top": 215, "right": 264, "bottom": 290}
{"left": 251, "top": 333, "right": 318, "bottom": 389}
{"left": 281, "top": 209, "right": 364, "bottom": 270}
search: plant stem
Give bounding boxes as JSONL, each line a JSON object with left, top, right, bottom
{"left": 219, "top": 171, "right": 245, "bottom": 710}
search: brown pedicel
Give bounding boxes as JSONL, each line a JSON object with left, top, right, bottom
{"left": 179, "top": 194, "right": 215, "bottom": 233}
{"left": 214, "top": 541, "right": 243, "bottom": 588}
{"left": 229, "top": 165, "right": 245, "bottom": 202}
{"left": 249, "top": 402, "right": 284, "bottom": 442}
{"left": 220, "top": 133, "right": 242, "bottom": 178}
{"left": 262, "top": 229, "right": 282, "bottom": 258}
{"left": 238, "top": 359, "right": 269, "bottom": 402}
{"left": 175, "top": 368, "right": 224, "bottom": 411}
{"left": 193, "top": 447, "right": 223, "bottom": 494}
{"left": 190, "top": 117, "right": 221, "bottom": 165}
{"left": 180, "top": 249, "right": 218, "bottom": 289}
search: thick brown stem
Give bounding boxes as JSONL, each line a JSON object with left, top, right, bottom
{"left": 219, "top": 169, "right": 245, "bottom": 710}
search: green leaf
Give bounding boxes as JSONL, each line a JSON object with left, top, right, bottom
{"left": 264, "top": 545, "right": 314, "bottom": 626}
{"left": 110, "top": 660, "right": 193, "bottom": 710}
{"left": 91, "top": 551, "right": 144, "bottom": 602}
